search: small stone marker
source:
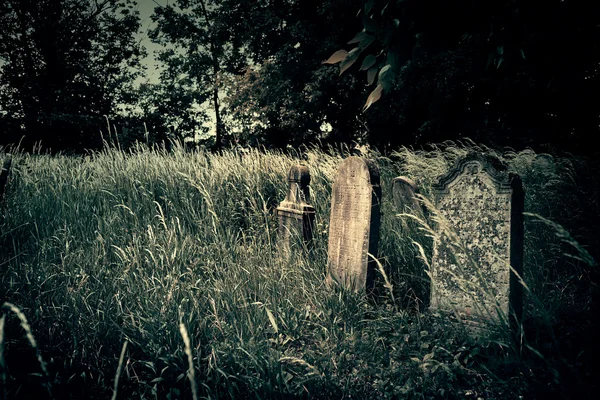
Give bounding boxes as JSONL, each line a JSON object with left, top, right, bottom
{"left": 0, "top": 155, "right": 12, "bottom": 204}
{"left": 276, "top": 165, "right": 315, "bottom": 254}
{"left": 430, "top": 153, "right": 524, "bottom": 327}
{"left": 327, "top": 157, "right": 381, "bottom": 292}
{"left": 392, "top": 176, "right": 420, "bottom": 214}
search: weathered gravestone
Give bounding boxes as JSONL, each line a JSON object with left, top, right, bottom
{"left": 276, "top": 165, "right": 315, "bottom": 255}
{"left": 393, "top": 176, "right": 420, "bottom": 214}
{"left": 430, "top": 153, "right": 524, "bottom": 327}
{"left": 327, "top": 157, "right": 381, "bottom": 292}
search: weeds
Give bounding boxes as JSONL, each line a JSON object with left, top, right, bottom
{"left": 0, "top": 142, "right": 597, "bottom": 398}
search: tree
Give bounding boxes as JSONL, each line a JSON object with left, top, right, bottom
{"left": 325, "top": 0, "right": 600, "bottom": 152}
{"left": 217, "top": 0, "right": 373, "bottom": 148}
{"left": 0, "top": 0, "right": 144, "bottom": 152}
{"left": 150, "top": 0, "right": 243, "bottom": 150}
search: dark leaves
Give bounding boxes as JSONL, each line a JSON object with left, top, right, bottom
{"left": 360, "top": 54, "right": 377, "bottom": 71}
{"left": 323, "top": 50, "right": 349, "bottom": 64}
{"left": 348, "top": 31, "right": 373, "bottom": 44}
{"left": 363, "top": 84, "right": 383, "bottom": 111}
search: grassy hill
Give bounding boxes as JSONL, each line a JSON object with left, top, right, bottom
{"left": 1, "top": 142, "right": 598, "bottom": 399}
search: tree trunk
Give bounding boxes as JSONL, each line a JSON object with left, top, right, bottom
{"left": 199, "top": 0, "right": 224, "bottom": 151}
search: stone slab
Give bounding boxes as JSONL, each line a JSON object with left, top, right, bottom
{"left": 327, "top": 157, "right": 381, "bottom": 292}
{"left": 430, "top": 153, "right": 524, "bottom": 326}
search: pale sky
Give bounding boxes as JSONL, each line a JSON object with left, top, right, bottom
{"left": 134, "top": 0, "right": 217, "bottom": 138}
{"left": 135, "top": 0, "right": 170, "bottom": 84}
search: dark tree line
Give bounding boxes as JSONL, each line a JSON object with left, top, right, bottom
{"left": 0, "top": 0, "right": 144, "bottom": 152}
{"left": 1, "top": 0, "right": 599, "bottom": 153}
{"left": 326, "top": 0, "right": 600, "bottom": 153}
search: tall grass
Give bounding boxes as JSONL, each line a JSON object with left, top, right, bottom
{"left": 0, "top": 141, "right": 597, "bottom": 398}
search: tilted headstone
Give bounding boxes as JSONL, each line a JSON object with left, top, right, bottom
{"left": 327, "top": 157, "right": 381, "bottom": 292}
{"left": 276, "top": 165, "right": 315, "bottom": 255}
{"left": 0, "top": 155, "right": 12, "bottom": 204}
{"left": 391, "top": 176, "right": 430, "bottom": 303}
{"left": 430, "top": 153, "right": 524, "bottom": 327}
{"left": 392, "top": 176, "right": 420, "bottom": 214}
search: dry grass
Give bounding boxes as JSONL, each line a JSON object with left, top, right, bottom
{"left": 0, "top": 141, "right": 597, "bottom": 398}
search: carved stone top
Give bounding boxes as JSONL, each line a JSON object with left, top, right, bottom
{"left": 284, "top": 165, "right": 311, "bottom": 204}
{"left": 433, "top": 153, "right": 513, "bottom": 195}
{"left": 394, "top": 176, "right": 416, "bottom": 189}
{"left": 288, "top": 165, "right": 310, "bottom": 185}
{"left": 277, "top": 165, "right": 315, "bottom": 251}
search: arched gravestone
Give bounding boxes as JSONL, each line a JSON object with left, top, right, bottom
{"left": 430, "top": 153, "right": 524, "bottom": 326}
{"left": 327, "top": 157, "right": 381, "bottom": 292}
{"left": 276, "top": 165, "right": 315, "bottom": 255}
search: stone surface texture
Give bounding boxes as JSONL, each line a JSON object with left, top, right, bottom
{"left": 327, "top": 157, "right": 381, "bottom": 292}
{"left": 276, "top": 165, "right": 315, "bottom": 254}
{"left": 430, "top": 153, "right": 523, "bottom": 325}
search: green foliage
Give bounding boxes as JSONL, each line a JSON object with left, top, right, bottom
{"left": 0, "top": 0, "right": 145, "bottom": 151}
{"left": 218, "top": 0, "right": 372, "bottom": 148}
{"left": 325, "top": 0, "right": 600, "bottom": 151}
{"left": 149, "top": 0, "right": 239, "bottom": 149}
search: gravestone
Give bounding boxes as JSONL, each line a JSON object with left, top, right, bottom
{"left": 327, "top": 157, "right": 381, "bottom": 292}
{"left": 0, "top": 155, "right": 12, "bottom": 204}
{"left": 392, "top": 176, "right": 420, "bottom": 214}
{"left": 276, "top": 165, "right": 315, "bottom": 255}
{"left": 430, "top": 153, "right": 524, "bottom": 327}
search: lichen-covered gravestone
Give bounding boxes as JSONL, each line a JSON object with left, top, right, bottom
{"left": 327, "top": 157, "right": 381, "bottom": 292}
{"left": 430, "top": 153, "right": 524, "bottom": 326}
{"left": 276, "top": 165, "right": 315, "bottom": 255}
